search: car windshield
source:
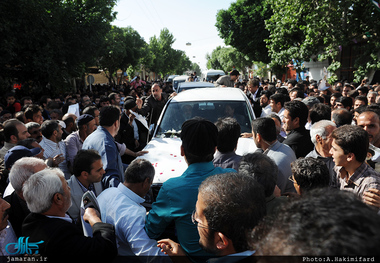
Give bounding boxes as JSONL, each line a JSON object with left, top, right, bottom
{"left": 156, "top": 100, "right": 254, "bottom": 137}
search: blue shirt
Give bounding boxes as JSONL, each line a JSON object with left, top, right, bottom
{"left": 145, "top": 162, "right": 235, "bottom": 261}
{"left": 97, "top": 184, "right": 169, "bottom": 260}
{"left": 82, "top": 126, "right": 125, "bottom": 188}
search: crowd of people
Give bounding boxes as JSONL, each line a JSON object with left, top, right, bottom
{"left": 0, "top": 72, "right": 380, "bottom": 262}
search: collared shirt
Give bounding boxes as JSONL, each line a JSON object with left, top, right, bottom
{"left": 64, "top": 130, "right": 83, "bottom": 172}
{"left": 260, "top": 104, "right": 272, "bottom": 117}
{"left": 335, "top": 162, "right": 380, "bottom": 208}
{"left": 213, "top": 151, "right": 241, "bottom": 171}
{"left": 145, "top": 162, "right": 235, "bottom": 261}
{"left": 82, "top": 126, "right": 125, "bottom": 188}
{"left": 39, "top": 136, "right": 71, "bottom": 179}
{"left": 0, "top": 222, "right": 18, "bottom": 256}
{"left": 97, "top": 183, "right": 168, "bottom": 260}
{"left": 306, "top": 148, "right": 338, "bottom": 188}
{"left": 264, "top": 141, "right": 296, "bottom": 194}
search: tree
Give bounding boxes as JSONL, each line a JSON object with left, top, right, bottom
{"left": 99, "top": 26, "right": 146, "bottom": 85}
{"left": 206, "top": 46, "right": 251, "bottom": 73}
{"left": 146, "top": 28, "right": 192, "bottom": 77}
{"left": 215, "top": 0, "right": 272, "bottom": 64}
{"left": 265, "top": 0, "right": 380, "bottom": 82}
{"left": 0, "top": 0, "right": 117, "bottom": 94}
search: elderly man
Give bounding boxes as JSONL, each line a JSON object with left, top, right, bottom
{"left": 22, "top": 168, "right": 117, "bottom": 261}
{"left": 64, "top": 114, "right": 96, "bottom": 172}
{"left": 306, "top": 120, "right": 337, "bottom": 187}
{"left": 39, "top": 120, "right": 70, "bottom": 179}
{"left": 145, "top": 117, "right": 235, "bottom": 262}
{"left": 158, "top": 173, "right": 266, "bottom": 262}
{"left": 98, "top": 159, "right": 169, "bottom": 260}
{"left": 136, "top": 83, "right": 170, "bottom": 129}
{"left": 215, "top": 69, "right": 240, "bottom": 87}
{"left": 3, "top": 157, "right": 46, "bottom": 237}
{"left": 67, "top": 149, "right": 104, "bottom": 222}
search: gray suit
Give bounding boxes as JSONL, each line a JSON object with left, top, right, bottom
{"left": 67, "top": 175, "right": 103, "bottom": 221}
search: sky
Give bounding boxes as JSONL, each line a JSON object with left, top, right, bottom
{"left": 112, "top": 0, "right": 235, "bottom": 72}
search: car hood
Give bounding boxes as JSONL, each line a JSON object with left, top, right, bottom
{"left": 139, "top": 137, "right": 258, "bottom": 185}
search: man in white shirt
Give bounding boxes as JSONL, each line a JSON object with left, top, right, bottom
{"left": 39, "top": 120, "right": 71, "bottom": 179}
{"left": 97, "top": 159, "right": 169, "bottom": 261}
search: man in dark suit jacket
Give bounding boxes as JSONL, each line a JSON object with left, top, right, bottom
{"left": 246, "top": 78, "right": 263, "bottom": 118}
{"left": 22, "top": 168, "right": 117, "bottom": 262}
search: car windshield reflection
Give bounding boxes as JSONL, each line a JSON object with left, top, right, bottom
{"left": 156, "top": 100, "right": 253, "bottom": 137}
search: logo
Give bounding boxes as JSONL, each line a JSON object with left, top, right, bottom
{"left": 5, "top": 237, "right": 44, "bottom": 255}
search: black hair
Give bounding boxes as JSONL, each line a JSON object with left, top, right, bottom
{"left": 73, "top": 149, "right": 101, "bottom": 177}
{"left": 309, "top": 103, "right": 331, "bottom": 124}
{"left": 331, "top": 125, "right": 368, "bottom": 162}
{"left": 251, "top": 118, "right": 277, "bottom": 142}
{"left": 291, "top": 158, "right": 330, "bottom": 192}
{"left": 24, "top": 105, "right": 42, "bottom": 121}
{"left": 180, "top": 117, "right": 218, "bottom": 164}
{"left": 41, "top": 120, "right": 59, "bottom": 139}
{"left": 199, "top": 172, "right": 266, "bottom": 253}
{"left": 3, "top": 119, "right": 23, "bottom": 142}
{"left": 251, "top": 188, "right": 380, "bottom": 255}
{"left": 337, "top": 96, "right": 353, "bottom": 110}
{"left": 284, "top": 100, "right": 309, "bottom": 127}
{"left": 239, "top": 153, "right": 278, "bottom": 197}
{"left": 99, "top": 106, "right": 120, "bottom": 127}
{"left": 269, "top": 93, "right": 286, "bottom": 108}
{"left": 214, "top": 117, "right": 241, "bottom": 153}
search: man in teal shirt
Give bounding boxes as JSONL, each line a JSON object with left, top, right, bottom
{"left": 145, "top": 117, "right": 235, "bottom": 262}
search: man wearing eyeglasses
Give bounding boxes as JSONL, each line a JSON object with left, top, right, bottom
{"left": 157, "top": 173, "right": 266, "bottom": 262}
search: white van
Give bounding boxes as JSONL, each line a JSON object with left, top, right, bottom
{"left": 201, "top": 69, "right": 226, "bottom": 82}
{"left": 172, "top": 75, "right": 189, "bottom": 91}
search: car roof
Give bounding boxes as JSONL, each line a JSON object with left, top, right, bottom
{"left": 202, "top": 69, "right": 226, "bottom": 76}
{"left": 172, "top": 87, "right": 247, "bottom": 102}
{"left": 178, "top": 81, "right": 215, "bottom": 88}
{"left": 173, "top": 75, "right": 188, "bottom": 81}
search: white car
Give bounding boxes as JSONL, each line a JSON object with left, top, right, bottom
{"left": 176, "top": 81, "right": 215, "bottom": 93}
{"left": 139, "top": 88, "right": 257, "bottom": 203}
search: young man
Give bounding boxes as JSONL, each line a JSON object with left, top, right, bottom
{"left": 67, "top": 149, "right": 104, "bottom": 221}
{"left": 145, "top": 117, "right": 235, "bottom": 261}
{"left": 330, "top": 125, "right": 380, "bottom": 209}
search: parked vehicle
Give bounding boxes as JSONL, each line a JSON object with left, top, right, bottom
{"left": 176, "top": 81, "right": 215, "bottom": 93}
{"left": 138, "top": 88, "right": 257, "bottom": 204}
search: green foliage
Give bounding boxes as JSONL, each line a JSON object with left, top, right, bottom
{"left": 147, "top": 28, "right": 192, "bottom": 77}
{"left": 99, "top": 26, "right": 146, "bottom": 84}
{"left": 206, "top": 46, "right": 251, "bottom": 72}
{"left": 215, "top": 0, "right": 272, "bottom": 63}
{"left": 265, "top": 0, "right": 380, "bottom": 81}
{"left": 0, "top": 0, "right": 117, "bottom": 94}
